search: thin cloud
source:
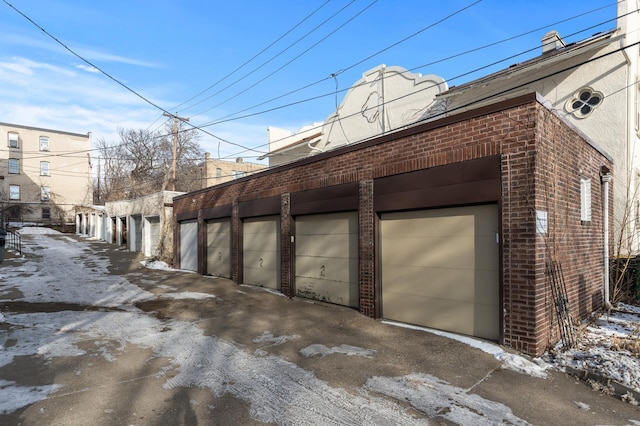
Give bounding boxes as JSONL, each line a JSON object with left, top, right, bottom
{"left": 0, "top": 57, "right": 75, "bottom": 77}
{"left": 75, "top": 63, "right": 99, "bottom": 73}
{"left": 74, "top": 47, "right": 160, "bottom": 68}
{"left": 3, "top": 33, "right": 159, "bottom": 69}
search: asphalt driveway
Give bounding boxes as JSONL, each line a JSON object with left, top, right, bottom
{"left": 0, "top": 230, "right": 638, "bottom": 425}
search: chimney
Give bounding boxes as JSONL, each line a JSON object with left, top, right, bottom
{"left": 541, "top": 31, "right": 565, "bottom": 54}
{"left": 236, "top": 157, "right": 243, "bottom": 163}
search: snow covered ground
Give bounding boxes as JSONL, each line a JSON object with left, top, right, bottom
{"left": 1, "top": 227, "right": 639, "bottom": 423}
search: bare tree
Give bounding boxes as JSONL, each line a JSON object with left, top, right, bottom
{"left": 95, "top": 124, "right": 205, "bottom": 201}
{"left": 165, "top": 120, "right": 205, "bottom": 193}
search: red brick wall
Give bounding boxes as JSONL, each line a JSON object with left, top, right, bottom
{"left": 173, "top": 94, "right": 612, "bottom": 356}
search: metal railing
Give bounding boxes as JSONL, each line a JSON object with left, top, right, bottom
{"left": 4, "top": 226, "right": 21, "bottom": 255}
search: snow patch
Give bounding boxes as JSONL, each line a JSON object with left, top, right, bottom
{"left": 142, "top": 260, "right": 174, "bottom": 271}
{"left": 16, "top": 226, "right": 62, "bottom": 235}
{"left": 158, "top": 292, "right": 216, "bottom": 300}
{"left": 0, "top": 380, "right": 62, "bottom": 414}
{"left": 365, "top": 373, "right": 530, "bottom": 425}
{"left": 300, "top": 344, "right": 376, "bottom": 358}
{"left": 574, "top": 401, "right": 590, "bottom": 411}
{"left": 383, "top": 320, "right": 548, "bottom": 378}
{"left": 253, "top": 332, "right": 299, "bottom": 346}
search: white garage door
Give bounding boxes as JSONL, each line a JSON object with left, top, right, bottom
{"left": 144, "top": 216, "right": 161, "bottom": 257}
{"left": 179, "top": 219, "right": 198, "bottom": 272}
{"left": 295, "top": 211, "right": 358, "bottom": 307}
{"left": 207, "top": 219, "right": 231, "bottom": 278}
{"left": 243, "top": 216, "right": 280, "bottom": 289}
{"left": 381, "top": 204, "right": 499, "bottom": 341}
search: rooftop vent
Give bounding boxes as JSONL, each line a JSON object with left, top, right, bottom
{"left": 541, "top": 30, "right": 565, "bottom": 54}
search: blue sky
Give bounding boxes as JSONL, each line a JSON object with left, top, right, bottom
{"left": 0, "top": 0, "right": 618, "bottom": 162}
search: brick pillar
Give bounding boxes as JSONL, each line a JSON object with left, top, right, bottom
{"left": 359, "top": 179, "right": 375, "bottom": 317}
{"left": 281, "top": 193, "right": 292, "bottom": 297}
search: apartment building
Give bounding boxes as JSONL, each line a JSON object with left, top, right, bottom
{"left": 202, "top": 153, "right": 266, "bottom": 188}
{"left": 0, "top": 122, "right": 93, "bottom": 225}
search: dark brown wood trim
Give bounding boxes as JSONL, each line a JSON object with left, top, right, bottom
{"left": 202, "top": 204, "right": 232, "bottom": 220}
{"left": 176, "top": 211, "right": 198, "bottom": 222}
{"left": 374, "top": 156, "right": 501, "bottom": 212}
{"left": 238, "top": 196, "right": 281, "bottom": 218}
{"left": 291, "top": 182, "right": 359, "bottom": 216}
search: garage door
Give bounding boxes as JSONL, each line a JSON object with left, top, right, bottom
{"left": 144, "top": 216, "right": 161, "bottom": 257}
{"left": 295, "top": 211, "right": 358, "bottom": 307}
{"left": 179, "top": 219, "right": 198, "bottom": 272}
{"left": 207, "top": 219, "right": 231, "bottom": 278}
{"left": 243, "top": 216, "right": 280, "bottom": 289}
{"left": 381, "top": 204, "right": 499, "bottom": 340}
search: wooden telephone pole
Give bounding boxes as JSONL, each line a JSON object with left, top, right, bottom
{"left": 163, "top": 112, "right": 189, "bottom": 191}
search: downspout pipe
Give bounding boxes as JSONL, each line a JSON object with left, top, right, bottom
{"left": 601, "top": 173, "right": 613, "bottom": 309}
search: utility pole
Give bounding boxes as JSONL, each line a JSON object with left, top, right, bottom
{"left": 163, "top": 112, "right": 189, "bottom": 191}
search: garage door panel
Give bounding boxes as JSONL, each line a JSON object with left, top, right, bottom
{"left": 244, "top": 235, "right": 276, "bottom": 252}
{"left": 245, "top": 219, "right": 277, "bottom": 234}
{"left": 383, "top": 265, "right": 497, "bottom": 305}
{"left": 296, "top": 255, "right": 357, "bottom": 283}
{"left": 296, "top": 276, "right": 359, "bottom": 307}
{"left": 384, "top": 268, "right": 499, "bottom": 311}
{"left": 207, "top": 247, "right": 231, "bottom": 276}
{"left": 179, "top": 220, "right": 198, "bottom": 272}
{"left": 383, "top": 236, "right": 474, "bottom": 268}
{"left": 384, "top": 293, "right": 498, "bottom": 337}
{"left": 207, "top": 220, "right": 231, "bottom": 278}
{"left": 296, "top": 234, "right": 359, "bottom": 258}
{"left": 295, "top": 212, "right": 358, "bottom": 307}
{"left": 381, "top": 204, "right": 499, "bottom": 341}
{"left": 296, "top": 212, "right": 357, "bottom": 235}
{"left": 243, "top": 216, "right": 280, "bottom": 289}
{"left": 383, "top": 207, "right": 497, "bottom": 237}
{"left": 244, "top": 250, "right": 278, "bottom": 270}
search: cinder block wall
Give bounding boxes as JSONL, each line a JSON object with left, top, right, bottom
{"left": 174, "top": 93, "right": 612, "bottom": 356}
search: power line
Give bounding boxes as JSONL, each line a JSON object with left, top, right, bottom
{"left": 2, "top": 0, "right": 263, "bottom": 156}
{"left": 202, "top": 7, "right": 623, "bottom": 160}
{"left": 202, "top": 1, "right": 616, "bottom": 132}
{"left": 3, "top": 0, "right": 621, "bottom": 167}
{"left": 173, "top": 0, "right": 334, "bottom": 114}
{"left": 185, "top": 0, "right": 365, "bottom": 119}
{"left": 221, "top": 27, "right": 636, "bottom": 165}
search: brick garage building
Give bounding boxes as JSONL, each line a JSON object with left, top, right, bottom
{"left": 173, "top": 93, "right": 612, "bottom": 356}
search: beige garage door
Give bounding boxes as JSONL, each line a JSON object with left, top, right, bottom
{"left": 295, "top": 211, "right": 358, "bottom": 307}
{"left": 243, "top": 216, "right": 280, "bottom": 289}
{"left": 207, "top": 219, "right": 231, "bottom": 278}
{"left": 179, "top": 219, "right": 198, "bottom": 272}
{"left": 381, "top": 204, "right": 499, "bottom": 340}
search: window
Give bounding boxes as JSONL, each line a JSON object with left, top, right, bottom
{"left": 8, "top": 132, "right": 18, "bottom": 148}
{"left": 39, "top": 136, "right": 49, "bottom": 151}
{"left": 566, "top": 87, "right": 603, "bottom": 118}
{"left": 42, "top": 208, "right": 50, "bottom": 220}
{"left": 9, "top": 158, "right": 19, "bottom": 174}
{"left": 580, "top": 177, "right": 592, "bottom": 222}
{"left": 216, "top": 167, "right": 222, "bottom": 177}
{"left": 40, "top": 161, "right": 50, "bottom": 176}
{"left": 9, "top": 185, "right": 19, "bottom": 200}
{"left": 41, "top": 186, "right": 51, "bottom": 201}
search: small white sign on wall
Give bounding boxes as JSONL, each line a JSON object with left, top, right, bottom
{"left": 536, "top": 210, "right": 548, "bottom": 235}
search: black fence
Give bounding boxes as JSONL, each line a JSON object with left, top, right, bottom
{"left": 3, "top": 226, "right": 21, "bottom": 256}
